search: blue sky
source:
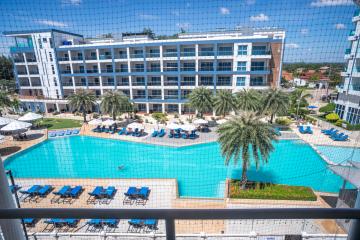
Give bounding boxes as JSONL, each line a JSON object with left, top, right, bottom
{"left": 0, "top": 0, "right": 357, "bottom": 62}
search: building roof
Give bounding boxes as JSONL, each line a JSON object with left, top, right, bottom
{"left": 328, "top": 164, "right": 360, "bottom": 189}
{"left": 3, "top": 29, "right": 83, "bottom": 38}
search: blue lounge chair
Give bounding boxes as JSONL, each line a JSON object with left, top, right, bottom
{"left": 23, "top": 218, "right": 37, "bottom": 227}
{"left": 103, "top": 219, "right": 119, "bottom": 228}
{"left": 168, "top": 130, "right": 174, "bottom": 138}
{"left": 274, "top": 127, "right": 281, "bottom": 136}
{"left": 72, "top": 129, "right": 80, "bottom": 135}
{"left": 44, "top": 218, "right": 67, "bottom": 230}
{"left": 49, "top": 131, "right": 57, "bottom": 137}
{"left": 151, "top": 130, "right": 158, "bottom": 137}
{"left": 92, "top": 126, "right": 101, "bottom": 132}
{"left": 57, "top": 130, "right": 65, "bottom": 136}
{"left": 65, "top": 129, "right": 72, "bottom": 135}
{"left": 321, "top": 128, "right": 334, "bottom": 134}
{"left": 123, "top": 187, "right": 138, "bottom": 204}
{"left": 305, "top": 126, "right": 313, "bottom": 134}
{"left": 20, "top": 185, "right": 42, "bottom": 200}
{"left": 125, "top": 128, "right": 132, "bottom": 135}
{"left": 298, "top": 126, "right": 306, "bottom": 134}
{"left": 118, "top": 127, "right": 126, "bottom": 135}
{"left": 331, "top": 132, "right": 345, "bottom": 140}
{"left": 329, "top": 130, "right": 340, "bottom": 138}
{"left": 110, "top": 127, "right": 117, "bottom": 134}
{"left": 103, "top": 186, "right": 117, "bottom": 199}
{"left": 128, "top": 219, "right": 143, "bottom": 232}
{"left": 136, "top": 187, "right": 150, "bottom": 205}
{"left": 144, "top": 219, "right": 158, "bottom": 231}
{"left": 182, "top": 133, "right": 188, "bottom": 139}
{"left": 158, "top": 129, "right": 166, "bottom": 137}
{"left": 132, "top": 128, "right": 139, "bottom": 136}
{"left": 69, "top": 186, "right": 83, "bottom": 198}
{"left": 189, "top": 130, "right": 197, "bottom": 139}
{"left": 87, "top": 186, "right": 104, "bottom": 203}
{"left": 87, "top": 218, "right": 102, "bottom": 227}
{"left": 37, "top": 185, "right": 53, "bottom": 197}
{"left": 334, "top": 134, "right": 349, "bottom": 141}
{"left": 9, "top": 184, "right": 21, "bottom": 194}
{"left": 51, "top": 185, "right": 71, "bottom": 203}
{"left": 65, "top": 218, "right": 79, "bottom": 227}
{"left": 325, "top": 129, "right": 338, "bottom": 136}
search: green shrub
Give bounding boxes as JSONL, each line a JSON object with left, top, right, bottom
{"left": 346, "top": 124, "right": 360, "bottom": 130}
{"left": 152, "top": 112, "right": 167, "bottom": 122}
{"left": 335, "top": 119, "right": 343, "bottom": 127}
{"left": 92, "top": 113, "right": 100, "bottom": 119}
{"left": 275, "top": 117, "right": 292, "bottom": 126}
{"left": 174, "top": 113, "right": 179, "bottom": 118}
{"left": 319, "top": 103, "right": 335, "bottom": 113}
{"left": 325, "top": 113, "right": 340, "bottom": 122}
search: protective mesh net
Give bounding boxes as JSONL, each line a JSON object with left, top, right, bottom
{"left": 0, "top": 0, "right": 359, "bottom": 239}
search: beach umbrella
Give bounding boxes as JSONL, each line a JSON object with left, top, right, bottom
{"left": 167, "top": 123, "right": 181, "bottom": 130}
{"left": 193, "top": 119, "right": 208, "bottom": 125}
{"left": 0, "top": 135, "right": 5, "bottom": 143}
{"left": 1, "top": 120, "right": 32, "bottom": 132}
{"left": 88, "top": 118, "right": 103, "bottom": 125}
{"left": 102, "top": 119, "right": 116, "bottom": 126}
{"left": 127, "top": 122, "right": 144, "bottom": 130}
{"left": 216, "top": 119, "right": 227, "bottom": 125}
{"left": 18, "top": 112, "right": 42, "bottom": 122}
{"left": 0, "top": 117, "right": 14, "bottom": 127}
{"left": 181, "top": 124, "right": 196, "bottom": 132}
{"left": 308, "top": 105, "right": 317, "bottom": 109}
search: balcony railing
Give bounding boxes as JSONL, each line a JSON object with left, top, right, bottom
{"left": 252, "top": 50, "right": 271, "bottom": 55}
{"left": 26, "top": 58, "right": 37, "bottom": 62}
{"left": 19, "top": 82, "right": 30, "bottom": 86}
{"left": 101, "top": 69, "right": 113, "bottom": 73}
{"left": 250, "top": 67, "right": 269, "bottom": 71}
{"left": 117, "top": 81, "right": 129, "bottom": 86}
{"left": 75, "top": 82, "right": 87, "bottom": 86}
{"left": 146, "top": 52, "right": 160, "bottom": 58}
{"left": 148, "top": 95, "right": 162, "bottom": 99}
{"left": 181, "top": 81, "right": 195, "bottom": 86}
{"left": 217, "top": 51, "right": 233, "bottom": 56}
{"left": 102, "top": 81, "right": 115, "bottom": 86}
{"left": 72, "top": 56, "right": 83, "bottom": 61}
{"left": 60, "top": 70, "right": 71, "bottom": 74}
{"left": 17, "top": 71, "right": 27, "bottom": 75}
{"left": 164, "top": 81, "right": 178, "bottom": 86}
{"left": 86, "top": 69, "right": 99, "bottom": 73}
{"left": 14, "top": 58, "right": 24, "bottom": 63}
{"left": 130, "top": 53, "right": 144, "bottom": 58}
{"left": 88, "top": 82, "right": 100, "bottom": 86}
{"left": 199, "top": 67, "right": 214, "bottom": 71}
{"left": 58, "top": 57, "right": 70, "bottom": 61}
{"left": 131, "top": 67, "right": 145, "bottom": 72}
{"left": 99, "top": 55, "right": 112, "bottom": 60}
{"left": 115, "top": 54, "right": 127, "bottom": 59}
{"left": 132, "top": 82, "right": 145, "bottom": 86}
{"left": 163, "top": 52, "right": 177, "bottom": 57}
{"left": 61, "top": 82, "right": 73, "bottom": 86}
{"left": 147, "top": 68, "right": 161, "bottom": 72}
{"left": 180, "top": 67, "right": 195, "bottom": 72}
{"left": 73, "top": 69, "right": 85, "bottom": 74}
{"left": 164, "top": 95, "right": 178, "bottom": 99}
{"left": 350, "top": 84, "right": 360, "bottom": 91}
{"left": 85, "top": 56, "right": 97, "bottom": 60}
{"left": 31, "top": 82, "right": 42, "bottom": 87}
{"left": 115, "top": 68, "right": 128, "bottom": 73}
{"left": 217, "top": 67, "right": 232, "bottom": 71}
{"left": 28, "top": 70, "right": 39, "bottom": 75}
{"left": 133, "top": 95, "right": 146, "bottom": 99}
{"left": 163, "top": 67, "right": 178, "bottom": 72}
{"left": 180, "top": 51, "right": 195, "bottom": 57}
{"left": 199, "top": 51, "right": 214, "bottom": 56}
{"left": 148, "top": 81, "right": 161, "bottom": 86}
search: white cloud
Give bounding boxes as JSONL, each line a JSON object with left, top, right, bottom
{"left": 334, "top": 23, "right": 346, "bottom": 29}
{"left": 220, "top": 7, "right": 230, "bottom": 15}
{"left": 177, "top": 22, "right": 191, "bottom": 30}
{"left": 250, "top": 13, "right": 269, "bottom": 22}
{"left": 300, "top": 28, "right": 309, "bottom": 35}
{"left": 62, "top": 0, "right": 81, "bottom": 5}
{"left": 138, "top": 14, "right": 159, "bottom": 20}
{"left": 310, "top": 0, "right": 352, "bottom": 7}
{"left": 36, "top": 19, "right": 68, "bottom": 28}
{"left": 286, "top": 43, "right": 300, "bottom": 49}
{"left": 246, "top": 0, "right": 256, "bottom": 5}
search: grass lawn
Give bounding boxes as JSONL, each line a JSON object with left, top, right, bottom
{"left": 229, "top": 180, "right": 317, "bottom": 201}
{"left": 39, "top": 118, "right": 82, "bottom": 130}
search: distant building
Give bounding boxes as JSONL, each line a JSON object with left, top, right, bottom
{"left": 4, "top": 28, "right": 285, "bottom": 114}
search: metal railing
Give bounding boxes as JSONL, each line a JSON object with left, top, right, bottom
{"left": 0, "top": 208, "right": 360, "bottom": 240}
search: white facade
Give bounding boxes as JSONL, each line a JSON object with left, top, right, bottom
{"left": 5, "top": 28, "right": 285, "bottom": 114}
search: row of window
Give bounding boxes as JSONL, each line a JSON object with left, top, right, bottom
{"left": 336, "top": 104, "right": 360, "bottom": 125}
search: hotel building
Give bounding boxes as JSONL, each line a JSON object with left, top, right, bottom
{"left": 336, "top": 9, "right": 360, "bottom": 125}
{"left": 4, "top": 28, "right": 285, "bottom": 114}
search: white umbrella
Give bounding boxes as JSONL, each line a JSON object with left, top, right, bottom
{"left": 88, "top": 118, "right": 103, "bottom": 125}
{"left": 18, "top": 112, "right": 42, "bottom": 121}
{"left": 0, "top": 117, "right": 14, "bottom": 127}
{"left": 193, "top": 119, "right": 208, "bottom": 125}
{"left": 102, "top": 119, "right": 116, "bottom": 126}
{"left": 1, "top": 120, "right": 32, "bottom": 132}
{"left": 216, "top": 119, "right": 227, "bottom": 124}
{"left": 127, "top": 122, "right": 144, "bottom": 130}
{"left": 181, "top": 124, "right": 196, "bottom": 132}
{"left": 0, "top": 135, "right": 5, "bottom": 143}
{"left": 167, "top": 123, "right": 181, "bottom": 130}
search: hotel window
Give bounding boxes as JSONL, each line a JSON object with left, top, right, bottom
{"left": 165, "top": 76, "right": 178, "bottom": 86}
{"left": 346, "top": 107, "right": 360, "bottom": 124}
{"left": 251, "top": 62, "right": 266, "bottom": 71}
{"left": 133, "top": 77, "right": 145, "bottom": 86}
{"left": 238, "top": 45, "right": 247, "bottom": 55}
{"left": 252, "top": 46, "right": 267, "bottom": 55}
{"left": 200, "top": 62, "right": 213, "bottom": 71}
{"left": 148, "top": 76, "right": 161, "bottom": 86}
{"left": 51, "top": 65, "right": 55, "bottom": 74}
{"left": 216, "top": 76, "right": 231, "bottom": 86}
{"left": 237, "top": 61, "right": 247, "bottom": 71}
{"left": 199, "top": 76, "right": 213, "bottom": 86}
{"left": 200, "top": 47, "right": 214, "bottom": 56}
{"left": 182, "top": 47, "right": 195, "bottom": 56}
{"left": 335, "top": 104, "right": 346, "bottom": 119}
{"left": 218, "top": 62, "right": 232, "bottom": 71}
{"left": 181, "top": 76, "right": 195, "bottom": 86}
{"left": 164, "top": 48, "right": 177, "bottom": 57}
{"left": 165, "top": 62, "right": 178, "bottom": 71}
{"left": 218, "top": 46, "right": 232, "bottom": 56}
{"left": 49, "top": 52, "right": 53, "bottom": 61}
{"left": 250, "top": 76, "right": 264, "bottom": 86}
{"left": 236, "top": 77, "right": 246, "bottom": 86}
{"left": 42, "top": 38, "right": 47, "bottom": 43}
{"left": 182, "top": 62, "right": 195, "bottom": 71}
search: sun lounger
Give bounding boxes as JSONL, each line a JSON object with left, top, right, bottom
{"left": 49, "top": 131, "right": 57, "bottom": 137}
{"left": 118, "top": 127, "right": 126, "bottom": 135}
{"left": 92, "top": 125, "right": 101, "bottom": 132}
{"left": 333, "top": 134, "right": 349, "bottom": 141}
{"left": 9, "top": 184, "right": 21, "bottom": 194}
{"left": 144, "top": 219, "right": 158, "bottom": 231}
{"left": 69, "top": 186, "right": 83, "bottom": 198}
{"left": 132, "top": 128, "right": 139, "bottom": 136}
{"left": 325, "top": 129, "right": 338, "bottom": 136}
{"left": 321, "top": 128, "right": 334, "bottom": 134}
{"left": 103, "top": 186, "right": 117, "bottom": 198}
{"left": 298, "top": 126, "right": 306, "bottom": 134}
{"left": 87, "top": 186, "right": 104, "bottom": 203}
{"left": 274, "top": 127, "right": 281, "bottom": 136}
{"left": 65, "top": 129, "right": 72, "bottom": 135}
{"left": 189, "top": 130, "right": 197, "bottom": 139}
{"left": 37, "top": 185, "right": 53, "bottom": 197}
{"left": 128, "top": 219, "right": 143, "bottom": 232}
{"left": 151, "top": 130, "right": 158, "bottom": 137}
{"left": 182, "top": 133, "right": 188, "bottom": 139}
{"left": 330, "top": 132, "right": 345, "bottom": 140}
{"left": 103, "top": 219, "right": 119, "bottom": 227}
{"left": 72, "top": 129, "right": 80, "bottom": 135}
{"left": 57, "top": 130, "right": 65, "bottom": 136}
{"left": 125, "top": 128, "right": 132, "bottom": 135}
{"left": 65, "top": 218, "right": 79, "bottom": 227}
{"left": 136, "top": 187, "right": 151, "bottom": 205}
{"left": 168, "top": 130, "right": 174, "bottom": 138}
{"left": 20, "top": 185, "right": 42, "bottom": 200}
{"left": 23, "top": 218, "right": 37, "bottom": 227}
{"left": 158, "top": 129, "right": 165, "bottom": 137}
{"left": 305, "top": 126, "right": 313, "bottom": 134}
{"left": 123, "top": 186, "right": 138, "bottom": 204}
{"left": 110, "top": 127, "right": 117, "bottom": 134}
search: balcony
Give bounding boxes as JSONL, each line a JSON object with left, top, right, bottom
{"left": 133, "top": 95, "right": 146, "bottom": 99}
{"left": 31, "top": 81, "right": 42, "bottom": 87}
{"left": 117, "top": 81, "right": 129, "bottom": 86}
{"left": 180, "top": 51, "right": 195, "bottom": 57}
{"left": 26, "top": 58, "right": 37, "bottom": 62}
{"left": 164, "top": 81, "right": 178, "bottom": 86}
{"left": 163, "top": 67, "right": 178, "bottom": 72}
{"left": 250, "top": 66, "right": 269, "bottom": 72}
{"left": 132, "top": 81, "right": 145, "bottom": 86}
{"left": 163, "top": 52, "right": 177, "bottom": 57}
{"left": 72, "top": 56, "right": 84, "bottom": 61}
{"left": 99, "top": 55, "right": 112, "bottom": 60}
{"left": 14, "top": 58, "right": 24, "bottom": 63}
{"left": 28, "top": 70, "right": 39, "bottom": 75}
{"left": 130, "top": 53, "right": 144, "bottom": 59}
{"left": 147, "top": 67, "right": 161, "bottom": 72}
{"left": 58, "top": 57, "right": 70, "bottom": 61}
{"left": 350, "top": 84, "right": 360, "bottom": 91}
{"left": 115, "top": 68, "right": 128, "bottom": 73}
{"left": 73, "top": 69, "right": 85, "bottom": 74}
{"left": 199, "top": 51, "right": 214, "bottom": 56}
{"left": 164, "top": 94, "right": 178, "bottom": 99}
{"left": 180, "top": 67, "right": 195, "bottom": 72}
{"left": 102, "top": 81, "right": 114, "bottom": 86}
{"left": 60, "top": 70, "right": 72, "bottom": 74}
{"left": 19, "top": 81, "right": 30, "bottom": 87}
{"left": 218, "top": 51, "right": 233, "bottom": 56}
{"left": 148, "top": 80, "right": 161, "bottom": 86}
{"left": 217, "top": 67, "right": 232, "bottom": 71}
{"left": 75, "top": 81, "right": 87, "bottom": 86}
{"left": 181, "top": 81, "right": 195, "bottom": 86}
{"left": 116, "top": 54, "right": 127, "bottom": 59}
{"left": 252, "top": 50, "right": 271, "bottom": 55}
{"left": 131, "top": 67, "right": 145, "bottom": 73}
{"left": 17, "top": 70, "right": 27, "bottom": 75}
{"left": 88, "top": 82, "right": 100, "bottom": 86}
{"left": 101, "top": 69, "right": 113, "bottom": 73}
{"left": 61, "top": 81, "right": 73, "bottom": 86}
{"left": 10, "top": 46, "right": 34, "bottom": 53}
{"left": 146, "top": 52, "right": 160, "bottom": 58}
{"left": 148, "top": 95, "right": 162, "bottom": 99}
{"left": 85, "top": 56, "right": 97, "bottom": 60}
{"left": 199, "top": 67, "right": 214, "bottom": 71}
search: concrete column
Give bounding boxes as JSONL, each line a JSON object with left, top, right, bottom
{"left": 0, "top": 158, "right": 26, "bottom": 240}
{"left": 348, "top": 188, "right": 360, "bottom": 240}
{"left": 162, "top": 103, "right": 165, "bottom": 113}
{"left": 178, "top": 103, "right": 182, "bottom": 115}
{"left": 55, "top": 103, "right": 60, "bottom": 112}
{"left": 146, "top": 103, "right": 150, "bottom": 114}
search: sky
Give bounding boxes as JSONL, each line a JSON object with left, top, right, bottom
{"left": 0, "top": 0, "right": 357, "bottom": 62}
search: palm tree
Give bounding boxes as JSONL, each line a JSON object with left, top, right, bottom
{"left": 262, "top": 88, "right": 290, "bottom": 123}
{"left": 213, "top": 90, "right": 236, "bottom": 118}
{"left": 217, "top": 112, "right": 277, "bottom": 188}
{"left": 235, "top": 89, "right": 262, "bottom": 112}
{"left": 290, "top": 88, "right": 313, "bottom": 119}
{"left": 67, "top": 90, "right": 97, "bottom": 122}
{"left": 100, "top": 90, "right": 132, "bottom": 120}
{"left": 0, "top": 90, "right": 12, "bottom": 116}
{"left": 188, "top": 87, "right": 213, "bottom": 118}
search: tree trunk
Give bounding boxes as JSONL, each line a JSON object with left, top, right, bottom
{"left": 240, "top": 161, "right": 248, "bottom": 189}
{"left": 112, "top": 112, "right": 116, "bottom": 121}
{"left": 270, "top": 113, "right": 274, "bottom": 124}
{"left": 83, "top": 110, "right": 87, "bottom": 123}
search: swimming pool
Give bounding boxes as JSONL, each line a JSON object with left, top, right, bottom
{"left": 4, "top": 136, "right": 345, "bottom": 198}
{"left": 316, "top": 145, "right": 360, "bottom": 165}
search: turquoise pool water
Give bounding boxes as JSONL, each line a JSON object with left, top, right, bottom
{"left": 4, "top": 136, "right": 345, "bottom": 198}
{"left": 316, "top": 145, "right": 360, "bottom": 164}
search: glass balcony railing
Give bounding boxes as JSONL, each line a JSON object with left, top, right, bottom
{"left": 72, "top": 56, "right": 83, "bottom": 61}
{"left": 131, "top": 53, "right": 144, "bottom": 58}
{"left": 131, "top": 67, "right": 145, "bottom": 72}
{"left": 148, "top": 81, "right": 161, "bottom": 86}
{"left": 75, "top": 82, "right": 87, "bottom": 86}
{"left": 199, "top": 81, "right": 213, "bottom": 86}
{"left": 216, "top": 81, "right": 232, "bottom": 86}
{"left": 85, "top": 56, "right": 97, "bottom": 60}
{"left": 345, "top": 48, "right": 351, "bottom": 54}
{"left": 181, "top": 51, "right": 196, "bottom": 57}
{"left": 163, "top": 52, "right": 178, "bottom": 57}
{"left": 148, "top": 95, "right": 162, "bottom": 99}
{"left": 17, "top": 70, "right": 27, "bottom": 75}
{"left": 252, "top": 50, "right": 271, "bottom": 55}
{"left": 199, "top": 67, "right": 214, "bottom": 71}
{"left": 163, "top": 67, "right": 178, "bottom": 72}
{"left": 251, "top": 67, "right": 269, "bottom": 71}
{"left": 133, "top": 95, "right": 146, "bottom": 99}
{"left": 164, "top": 95, "right": 179, "bottom": 99}
{"left": 29, "top": 70, "right": 39, "bottom": 74}
{"left": 217, "top": 51, "right": 233, "bottom": 56}
{"left": 116, "top": 54, "right": 127, "bottom": 59}
{"left": 102, "top": 81, "right": 115, "bottom": 86}
{"left": 26, "top": 58, "right": 37, "bottom": 62}
{"left": 217, "top": 67, "right": 232, "bottom": 71}
{"left": 115, "top": 68, "right": 128, "bottom": 73}
{"left": 147, "top": 68, "right": 161, "bottom": 72}
{"left": 61, "top": 81, "right": 73, "bottom": 86}
{"left": 146, "top": 52, "right": 160, "bottom": 58}
{"left": 86, "top": 69, "right": 98, "bottom": 73}
{"left": 117, "top": 81, "right": 129, "bottom": 86}
{"left": 180, "top": 67, "right": 195, "bottom": 71}
{"left": 58, "top": 57, "right": 70, "bottom": 61}
{"left": 101, "top": 69, "right": 113, "bottom": 73}
{"left": 31, "top": 81, "right": 42, "bottom": 86}
{"left": 350, "top": 84, "right": 360, "bottom": 91}
{"left": 164, "top": 81, "right": 178, "bottom": 86}
{"left": 132, "top": 81, "right": 146, "bottom": 86}
{"left": 19, "top": 81, "right": 30, "bottom": 86}
{"left": 349, "top": 30, "right": 356, "bottom": 36}
{"left": 181, "top": 81, "right": 196, "bottom": 86}
{"left": 60, "top": 70, "right": 71, "bottom": 74}
{"left": 199, "top": 51, "right": 214, "bottom": 56}
{"left": 10, "top": 46, "right": 34, "bottom": 52}
{"left": 99, "top": 55, "right": 112, "bottom": 60}
{"left": 88, "top": 82, "right": 100, "bottom": 86}
{"left": 73, "top": 69, "right": 85, "bottom": 74}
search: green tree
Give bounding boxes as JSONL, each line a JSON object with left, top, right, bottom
{"left": 0, "top": 90, "right": 12, "bottom": 116}
{"left": 290, "top": 88, "right": 313, "bottom": 118}
{"left": 100, "top": 90, "right": 132, "bottom": 120}
{"left": 262, "top": 89, "right": 290, "bottom": 123}
{"left": 67, "top": 90, "right": 97, "bottom": 122}
{"left": 235, "top": 89, "right": 262, "bottom": 112}
{"left": 142, "top": 28, "right": 155, "bottom": 38}
{"left": 213, "top": 90, "right": 236, "bottom": 118}
{"left": 188, "top": 87, "right": 213, "bottom": 118}
{"left": 217, "top": 112, "right": 277, "bottom": 188}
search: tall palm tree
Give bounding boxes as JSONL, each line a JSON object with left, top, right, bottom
{"left": 213, "top": 90, "right": 236, "bottom": 118}
{"left": 188, "top": 87, "right": 213, "bottom": 118}
{"left": 261, "top": 88, "right": 290, "bottom": 123}
{"left": 67, "top": 90, "right": 97, "bottom": 122}
{"left": 0, "top": 90, "right": 12, "bottom": 116}
{"left": 100, "top": 90, "right": 132, "bottom": 120}
{"left": 235, "top": 89, "right": 262, "bottom": 112}
{"left": 217, "top": 112, "right": 277, "bottom": 188}
{"left": 290, "top": 88, "right": 313, "bottom": 118}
